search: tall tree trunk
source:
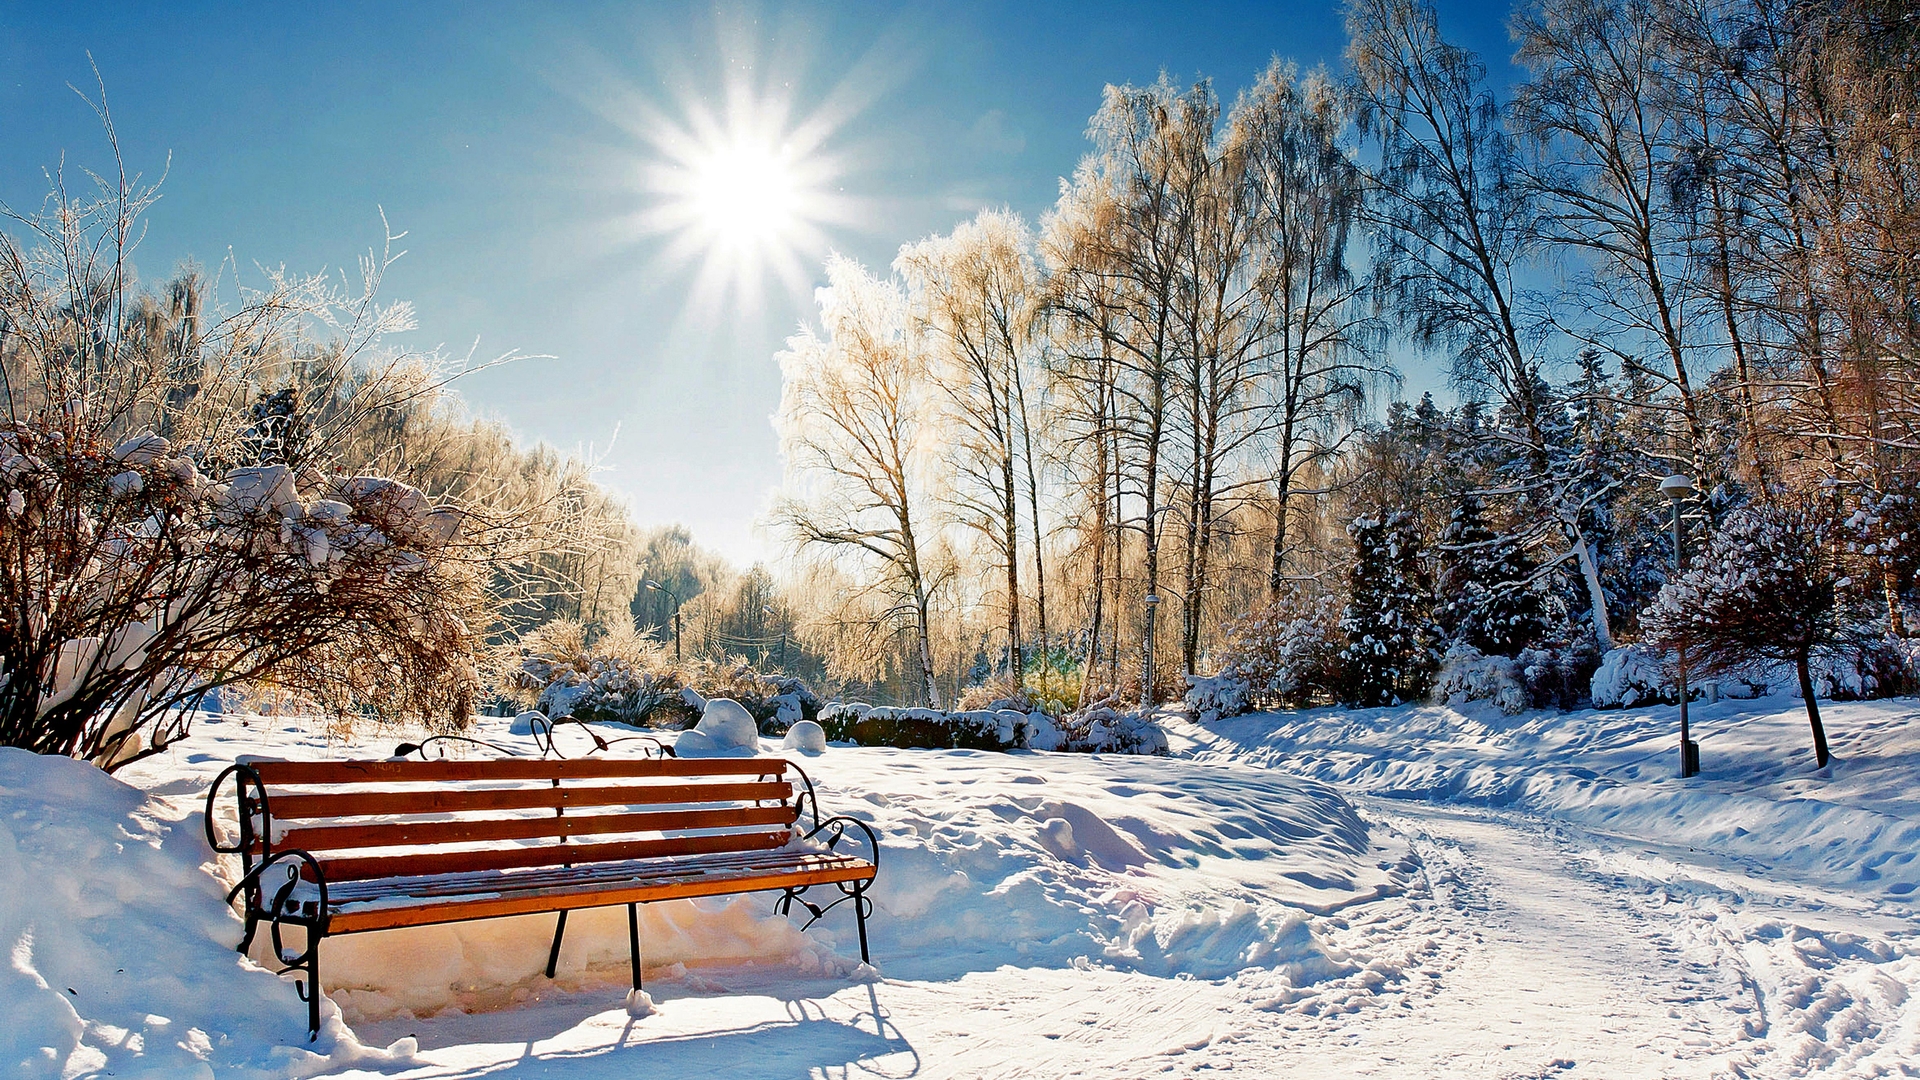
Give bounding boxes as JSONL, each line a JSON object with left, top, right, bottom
{"left": 1002, "top": 454, "right": 1023, "bottom": 690}
{"left": 1796, "top": 651, "right": 1831, "bottom": 768}
{"left": 1014, "top": 355, "right": 1049, "bottom": 661}
{"left": 1079, "top": 384, "right": 1111, "bottom": 708}
{"left": 1570, "top": 522, "right": 1615, "bottom": 652}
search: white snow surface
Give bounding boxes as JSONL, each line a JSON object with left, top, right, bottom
{"left": 8, "top": 692, "right": 1920, "bottom": 1076}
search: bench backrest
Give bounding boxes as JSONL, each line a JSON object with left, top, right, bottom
{"left": 238, "top": 757, "right": 802, "bottom": 883}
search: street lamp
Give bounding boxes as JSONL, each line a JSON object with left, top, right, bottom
{"left": 1141, "top": 592, "right": 1162, "bottom": 712}
{"left": 642, "top": 579, "right": 683, "bottom": 664}
{"left": 1659, "top": 474, "right": 1700, "bottom": 778}
{"left": 761, "top": 604, "right": 787, "bottom": 669}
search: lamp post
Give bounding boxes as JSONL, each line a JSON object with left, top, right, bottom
{"left": 1141, "top": 592, "right": 1161, "bottom": 712}
{"left": 762, "top": 604, "right": 786, "bottom": 669}
{"left": 643, "top": 579, "right": 683, "bottom": 664}
{"left": 1660, "top": 474, "right": 1700, "bottom": 778}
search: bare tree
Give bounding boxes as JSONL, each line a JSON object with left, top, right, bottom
{"left": 898, "top": 211, "right": 1046, "bottom": 688}
{"left": 1234, "top": 60, "right": 1385, "bottom": 605}
{"left": 775, "top": 256, "right": 944, "bottom": 707}
{"left": 1349, "top": 0, "right": 1620, "bottom": 648}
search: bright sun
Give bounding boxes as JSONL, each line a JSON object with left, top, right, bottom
{"left": 638, "top": 84, "right": 853, "bottom": 314}
{"left": 685, "top": 139, "right": 802, "bottom": 248}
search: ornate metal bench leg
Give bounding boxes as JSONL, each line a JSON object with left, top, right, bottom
{"left": 236, "top": 908, "right": 260, "bottom": 957}
{"left": 545, "top": 910, "right": 568, "bottom": 979}
{"left": 627, "top": 903, "right": 643, "bottom": 991}
{"left": 854, "top": 881, "right": 872, "bottom": 964}
{"left": 301, "top": 935, "right": 322, "bottom": 1041}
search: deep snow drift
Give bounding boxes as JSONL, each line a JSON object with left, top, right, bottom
{"left": 5, "top": 692, "right": 1919, "bottom": 1077}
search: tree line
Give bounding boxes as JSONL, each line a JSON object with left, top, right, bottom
{"left": 770, "top": 0, "right": 1919, "bottom": 712}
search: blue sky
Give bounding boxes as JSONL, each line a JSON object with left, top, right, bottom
{"left": 0, "top": 1, "right": 1517, "bottom": 566}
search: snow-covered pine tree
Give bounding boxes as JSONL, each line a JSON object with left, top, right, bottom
{"left": 1339, "top": 509, "right": 1440, "bottom": 706}
{"left": 1434, "top": 494, "right": 1547, "bottom": 657}
{"left": 1642, "top": 499, "right": 1850, "bottom": 768}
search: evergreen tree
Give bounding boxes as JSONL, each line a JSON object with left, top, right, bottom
{"left": 1434, "top": 495, "right": 1546, "bottom": 656}
{"left": 1339, "top": 510, "right": 1440, "bottom": 705}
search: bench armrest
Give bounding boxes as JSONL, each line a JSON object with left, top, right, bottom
{"left": 225, "top": 848, "right": 329, "bottom": 967}
{"left": 804, "top": 815, "right": 881, "bottom": 874}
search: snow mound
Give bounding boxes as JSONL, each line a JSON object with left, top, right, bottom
{"left": 675, "top": 698, "right": 760, "bottom": 757}
{"left": 781, "top": 719, "right": 827, "bottom": 754}
{"left": 0, "top": 748, "right": 414, "bottom": 1078}
{"left": 843, "top": 749, "right": 1413, "bottom": 982}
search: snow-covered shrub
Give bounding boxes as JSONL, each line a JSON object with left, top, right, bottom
{"left": 1589, "top": 644, "right": 1680, "bottom": 708}
{"left": 1184, "top": 672, "right": 1251, "bottom": 724}
{"left": 1053, "top": 705, "right": 1171, "bottom": 755}
{"left": 1431, "top": 644, "right": 1528, "bottom": 715}
{"left": 508, "top": 620, "right": 821, "bottom": 732}
{"left": 1515, "top": 638, "right": 1602, "bottom": 711}
{"left": 1802, "top": 633, "right": 1917, "bottom": 701}
{"left": 1207, "top": 590, "right": 1345, "bottom": 712}
{"left": 817, "top": 704, "right": 1019, "bottom": 750}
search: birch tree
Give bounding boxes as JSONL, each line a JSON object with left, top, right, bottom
{"left": 775, "top": 256, "right": 944, "bottom": 707}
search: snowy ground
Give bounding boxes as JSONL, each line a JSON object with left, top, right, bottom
{"left": 9, "top": 693, "right": 1920, "bottom": 1077}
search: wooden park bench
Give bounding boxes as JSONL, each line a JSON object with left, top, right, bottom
{"left": 203, "top": 755, "right": 879, "bottom": 1038}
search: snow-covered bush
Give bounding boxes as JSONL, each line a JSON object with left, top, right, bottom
{"left": 1053, "top": 705, "right": 1171, "bottom": 755}
{"left": 1204, "top": 591, "right": 1345, "bottom": 714}
{"left": 1589, "top": 644, "right": 1680, "bottom": 708}
{"left": 817, "top": 704, "right": 1023, "bottom": 750}
{"left": 1184, "top": 672, "right": 1251, "bottom": 724}
{"left": 508, "top": 620, "right": 821, "bottom": 732}
{"left": 1431, "top": 644, "right": 1528, "bottom": 715}
{"left": 815, "top": 700, "right": 1167, "bottom": 755}
{"left": 1515, "top": 638, "right": 1602, "bottom": 711}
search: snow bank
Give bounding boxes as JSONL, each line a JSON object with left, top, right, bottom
{"left": 837, "top": 748, "right": 1413, "bottom": 982}
{"left": 109, "top": 711, "right": 1408, "bottom": 1030}
{"left": 0, "top": 748, "right": 414, "bottom": 1078}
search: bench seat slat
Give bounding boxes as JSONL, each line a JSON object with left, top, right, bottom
{"left": 313, "top": 830, "right": 795, "bottom": 882}
{"left": 270, "top": 779, "right": 792, "bottom": 820}
{"left": 276, "top": 804, "right": 802, "bottom": 853}
{"left": 247, "top": 757, "right": 788, "bottom": 785}
{"left": 322, "top": 852, "right": 874, "bottom": 934}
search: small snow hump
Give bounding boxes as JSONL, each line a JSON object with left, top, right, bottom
{"left": 782, "top": 719, "right": 828, "bottom": 754}
{"left": 624, "top": 989, "right": 658, "bottom": 1018}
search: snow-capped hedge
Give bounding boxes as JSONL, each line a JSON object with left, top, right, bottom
{"left": 818, "top": 702, "right": 1169, "bottom": 755}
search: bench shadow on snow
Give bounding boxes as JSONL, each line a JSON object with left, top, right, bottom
{"left": 352, "top": 979, "right": 920, "bottom": 1079}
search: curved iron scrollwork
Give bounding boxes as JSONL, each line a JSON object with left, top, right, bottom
{"left": 775, "top": 813, "right": 880, "bottom": 966}
{"left": 785, "top": 758, "right": 823, "bottom": 832}
{"left": 394, "top": 717, "right": 676, "bottom": 761}
{"left": 223, "top": 848, "right": 329, "bottom": 1040}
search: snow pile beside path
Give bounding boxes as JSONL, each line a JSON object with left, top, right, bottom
{"left": 832, "top": 749, "right": 1415, "bottom": 982}
{"left": 0, "top": 748, "right": 415, "bottom": 1078}
{"left": 1180, "top": 696, "right": 1920, "bottom": 902}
